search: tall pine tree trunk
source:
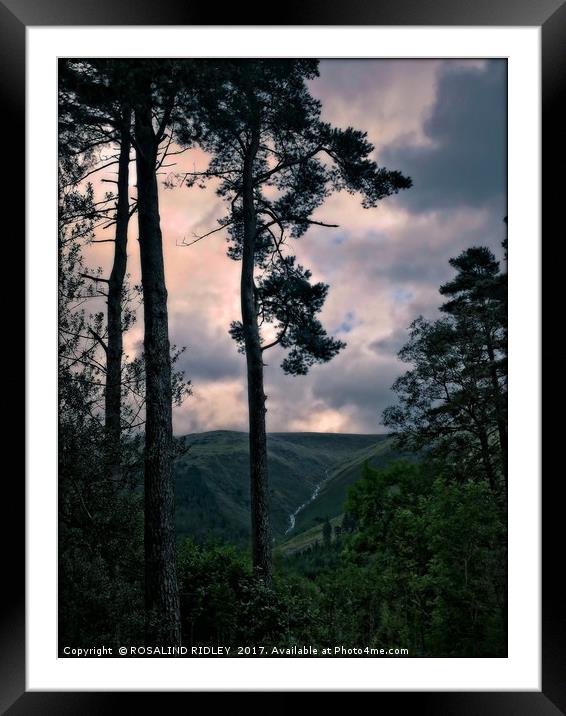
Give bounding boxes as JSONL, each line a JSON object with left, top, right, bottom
{"left": 485, "top": 331, "right": 507, "bottom": 486}
{"left": 241, "top": 134, "right": 272, "bottom": 582}
{"left": 105, "top": 110, "right": 130, "bottom": 481}
{"left": 134, "top": 84, "right": 181, "bottom": 644}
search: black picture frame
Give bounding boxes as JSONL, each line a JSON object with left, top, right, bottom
{"left": 8, "top": 0, "right": 561, "bottom": 709}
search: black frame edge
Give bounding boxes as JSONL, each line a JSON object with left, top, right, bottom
{"left": 11, "top": 0, "right": 564, "bottom": 711}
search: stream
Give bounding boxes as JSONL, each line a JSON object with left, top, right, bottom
{"left": 285, "top": 469, "right": 329, "bottom": 535}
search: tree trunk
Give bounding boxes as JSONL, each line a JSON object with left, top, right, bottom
{"left": 485, "top": 330, "right": 507, "bottom": 487}
{"left": 104, "top": 110, "right": 130, "bottom": 482}
{"left": 134, "top": 86, "right": 181, "bottom": 644}
{"left": 241, "top": 134, "right": 272, "bottom": 582}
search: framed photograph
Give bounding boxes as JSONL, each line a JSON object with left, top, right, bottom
{"left": 8, "top": 0, "right": 561, "bottom": 709}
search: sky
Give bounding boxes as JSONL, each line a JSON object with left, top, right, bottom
{"left": 85, "top": 59, "right": 507, "bottom": 436}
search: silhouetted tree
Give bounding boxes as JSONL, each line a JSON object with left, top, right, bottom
{"left": 59, "top": 59, "right": 135, "bottom": 482}
{"left": 58, "top": 154, "right": 145, "bottom": 649}
{"left": 130, "top": 61, "right": 184, "bottom": 644}
{"left": 61, "top": 58, "right": 200, "bottom": 645}
{"left": 179, "top": 59, "right": 411, "bottom": 580}
{"left": 383, "top": 240, "right": 507, "bottom": 496}
{"left": 439, "top": 243, "right": 507, "bottom": 483}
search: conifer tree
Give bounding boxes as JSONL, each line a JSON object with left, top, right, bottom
{"left": 178, "top": 59, "right": 411, "bottom": 580}
{"left": 384, "top": 239, "right": 508, "bottom": 495}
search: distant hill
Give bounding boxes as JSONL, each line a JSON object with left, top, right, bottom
{"left": 173, "top": 431, "right": 399, "bottom": 546}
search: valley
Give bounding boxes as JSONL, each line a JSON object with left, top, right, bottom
{"left": 173, "top": 430, "right": 402, "bottom": 549}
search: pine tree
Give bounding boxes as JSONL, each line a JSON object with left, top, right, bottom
{"left": 178, "top": 59, "right": 411, "bottom": 580}
{"left": 130, "top": 61, "right": 182, "bottom": 644}
{"left": 383, "top": 239, "right": 507, "bottom": 496}
{"left": 439, "top": 243, "right": 507, "bottom": 483}
{"left": 59, "top": 59, "right": 134, "bottom": 482}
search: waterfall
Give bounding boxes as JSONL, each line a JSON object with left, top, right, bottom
{"left": 285, "top": 470, "right": 329, "bottom": 535}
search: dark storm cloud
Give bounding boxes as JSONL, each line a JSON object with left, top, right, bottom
{"left": 366, "top": 210, "right": 507, "bottom": 287}
{"left": 380, "top": 61, "right": 507, "bottom": 212}
{"left": 170, "top": 320, "right": 244, "bottom": 383}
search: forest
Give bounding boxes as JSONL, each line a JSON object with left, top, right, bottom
{"left": 59, "top": 59, "right": 507, "bottom": 657}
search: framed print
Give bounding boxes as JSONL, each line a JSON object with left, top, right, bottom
{"left": 6, "top": 0, "right": 562, "bottom": 709}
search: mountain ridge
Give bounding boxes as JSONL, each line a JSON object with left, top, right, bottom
{"left": 173, "top": 430, "right": 398, "bottom": 546}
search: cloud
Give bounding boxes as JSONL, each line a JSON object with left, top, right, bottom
{"left": 370, "top": 327, "right": 410, "bottom": 356}
{"left": 312, "top": 60, "right": 443, "bottom": 152}
{"left": 310, "top": 354, "right": 401, "bottom": 428}
{"left": 81, "top": 59, "right": 507, "bottom": 436}
{"left": 173, "top": 379, "right": 247, "bottom": 435}
{"left": 380, "top": 60, "right": 507, "bottom": 212}
{"left": 171, "top": 320, "right": 244, "bottom": 383}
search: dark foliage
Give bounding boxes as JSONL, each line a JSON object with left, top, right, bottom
{"left": 383, "top": 239, "right": 507, "bottom": 495}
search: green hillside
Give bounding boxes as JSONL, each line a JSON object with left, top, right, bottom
{"left": 290, "top": 437, "right": 406, "bottom": 534}
{"left": 173, "top": 431, "right": 391, "bottom": 546}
